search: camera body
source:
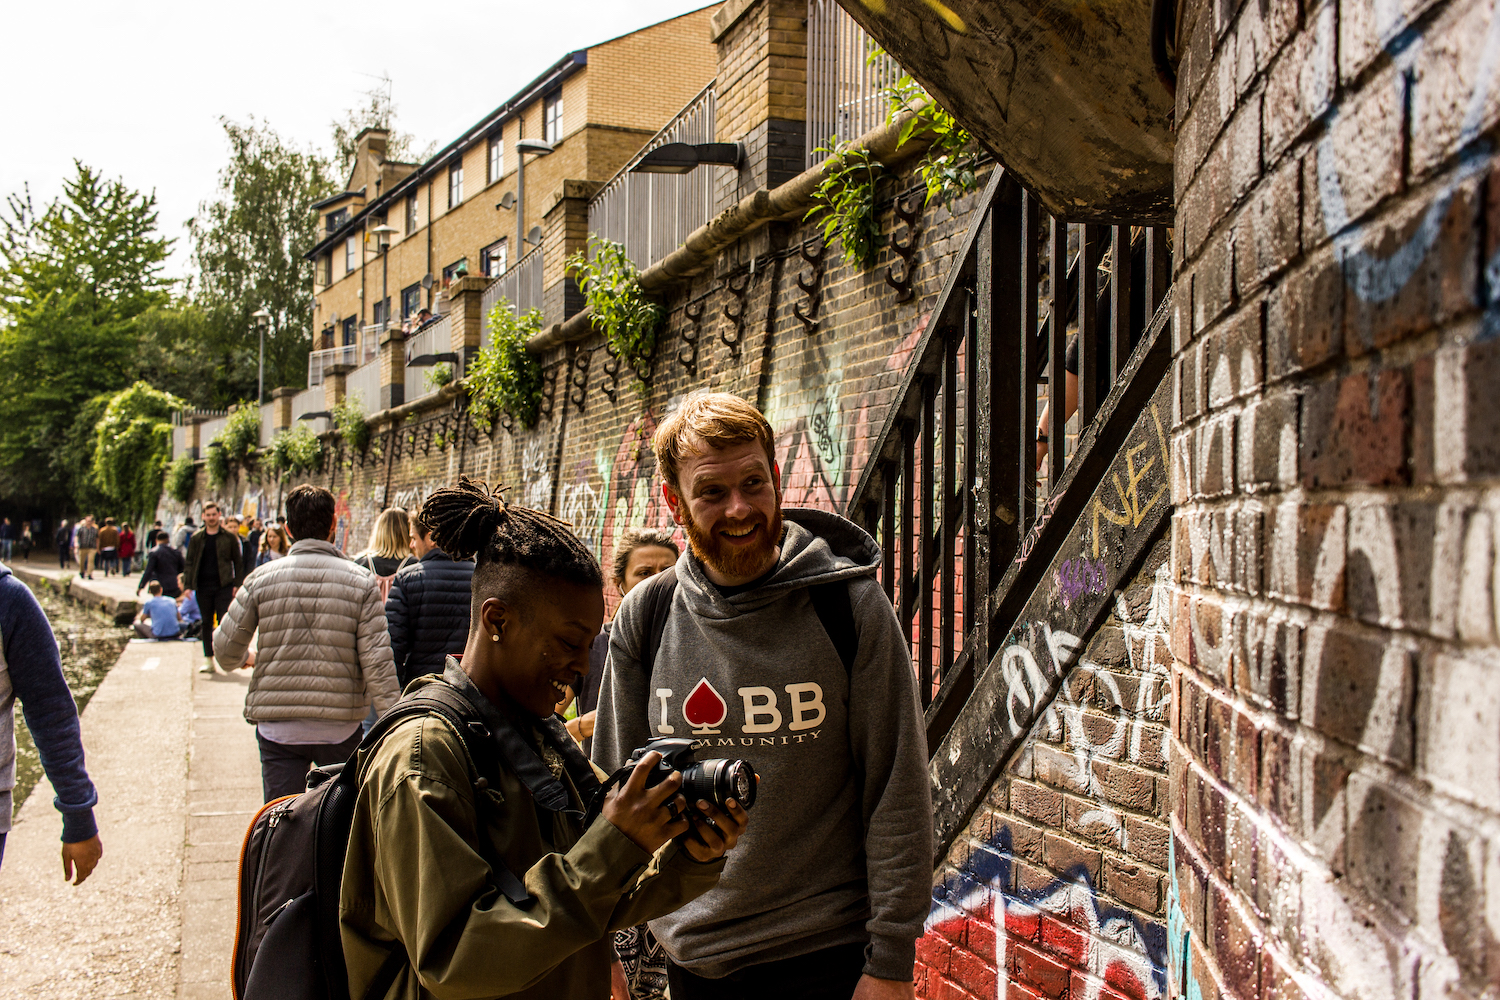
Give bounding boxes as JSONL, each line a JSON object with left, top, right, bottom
{"left": 627, "top": 736, "right": 758, "bottom": 820}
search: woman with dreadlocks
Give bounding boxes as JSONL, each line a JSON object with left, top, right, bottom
{"left": 340, "top": 478, "right": 749, "bottom": 1000}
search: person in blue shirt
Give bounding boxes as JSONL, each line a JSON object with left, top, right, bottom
{"left": 133, "top": 582, "right": 182, "bottom": 640}
{"left": 0, "top": 564, "right": 102, "bottom": 880}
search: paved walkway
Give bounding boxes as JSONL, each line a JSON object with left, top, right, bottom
{"left": 0, "top": 566, "right": 261, "bottom": 1000}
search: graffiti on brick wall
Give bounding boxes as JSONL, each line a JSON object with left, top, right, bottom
{"left": 521, "top": 438, "right": 553, "bottom": 512}
{"left": 924, "top": 827, "right": 1167, "bottom": 1000}
{"left": 1316, "top": 1, "right": 1500, "bottom": 308}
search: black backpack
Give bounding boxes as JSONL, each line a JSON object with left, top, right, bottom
{"left": 636, "top": 566, "right": 859, "bottom": 675}
{"left": 231, "top": 683, "right": 533, "bottom": 1000}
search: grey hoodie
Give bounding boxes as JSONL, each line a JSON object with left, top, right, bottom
{"left": 593, "top": 508, "right": 932, "bottom": 981}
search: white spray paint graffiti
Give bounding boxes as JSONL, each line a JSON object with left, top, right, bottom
{"left": 521, "top": 439, "right": 553, "bottom": 512}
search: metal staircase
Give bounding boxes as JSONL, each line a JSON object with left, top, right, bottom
{"left": 844, "top": 169, "right": 1175, "bottom": 858}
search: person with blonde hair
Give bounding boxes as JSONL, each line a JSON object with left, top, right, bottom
{"left": 353, "top": 508, "right": 412, "bottom": 600}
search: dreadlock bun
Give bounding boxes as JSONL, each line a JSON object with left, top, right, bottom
{"left": 420, "top": 477, "right": 506, "bottom": 560}
{"left": 418, "top": 476, "right": 603, "bottom": 587}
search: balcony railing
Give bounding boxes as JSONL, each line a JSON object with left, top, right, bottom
{"left": 806, "top": 0, "right": 903, "bottom": 167}
{"left": 290, "top": 386, "right": 327, "bottom": 434}
{"left": 308, "top": 344, "right": 358, "bottom": 386}
{"left": 172, "top": 423, "right": 188, "bottom": 461}
{"left": 587, "top": 83, "right": 718, "bottom": 272}
{"left": 258, "top": 402, "right": 275, "bottom": 448}
{"left": 405, "top": 316, "right": 453, "bottom": 403}
{"left": 358, "top": 326, "right": 382, "bottom": 365}
{"left": 344, "top": 359, "right": 382, "bottom": 415}
{"left": 482, "top": 246, "right": 545, "bottom": 341}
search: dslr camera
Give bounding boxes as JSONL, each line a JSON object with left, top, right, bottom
{"left": 593, "top": 737, "right": 758, "bottom": 827}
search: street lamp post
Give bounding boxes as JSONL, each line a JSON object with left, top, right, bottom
{"left": 514, "top": 139, "right": 554, "bottom": 254}
{"left": 371, "top": 225, "right": 397, "bottom": 343}
{"left": 251, "top": 309, "right": 271, "bottom": 403}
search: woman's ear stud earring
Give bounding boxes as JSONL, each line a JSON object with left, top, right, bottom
{"left": 490, "top": 632, "right": 500, "bottom": 642}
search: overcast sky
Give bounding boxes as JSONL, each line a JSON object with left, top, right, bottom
{"left": 0, "top": 0, "right": 712, "bottom": 281}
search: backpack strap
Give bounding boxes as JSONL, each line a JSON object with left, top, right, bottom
{"left": 809, "top": 581, "right": 859, "bottom": 675}
{"left": 639, "top": 565, "right": 679, "bottom": 676}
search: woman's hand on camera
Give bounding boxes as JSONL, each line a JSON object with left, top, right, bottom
{"left": 681, "top": 798, "right": 749, "bottom": 862}
{"left": 602, "top": 751, "right": 690, "bottom": 854}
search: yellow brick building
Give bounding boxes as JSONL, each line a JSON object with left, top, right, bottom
{"left": 306, "top": 5, "right": 720, "bottom": 402}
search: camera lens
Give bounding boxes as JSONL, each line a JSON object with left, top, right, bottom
{"left": 680, "top": 758, "right": 757, "bottom": 812}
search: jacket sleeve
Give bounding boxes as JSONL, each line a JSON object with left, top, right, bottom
{"left": 384, "top": 572, "right": 411, "bottom": 682}
{"left": 182, "top": 535, "right": 199, "bottom": 591}
{"left": 137, "top": 551, "right": 154, "bottom": 592}
{"left": 846, "top": 577, "right": 933, "bottom": 981}
{"left": 590, "top": 585, "right": 654, "bottom": 771}
{"left": 359, "top": 721, "right": 717, "bottom": 999}
{"left": 356, "top": 575, "right": 400, "bottom": 713}
{"left": 212, "top": 577, "right": 258, "bottom": 669}
{"left": 1, "top": 576, "right": 98, "bottom": 843}
{"left": 227, "top": 535, "right": 245, "bottom": 588}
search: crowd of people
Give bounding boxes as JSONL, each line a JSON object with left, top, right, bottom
{"left": 1, "top": 392, "right": 931, "bottom": 1000}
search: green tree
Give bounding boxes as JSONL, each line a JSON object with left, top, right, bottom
{"left": 188, "top": 118, "right": 336, "bottom": 401}
{"left": 0, "top": 162, "right": 172, "bottom": 513}
{"left": 132, "top": 300, "right": 255, "bottom": 410}
{"left": 330, "top": 76, "right": 430, "bottom": 175}
{"left": 91, "top": 382, "right": 182, "bottom": 524}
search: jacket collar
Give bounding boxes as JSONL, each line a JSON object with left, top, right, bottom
{"left": 440, "top": 658, "right": 599, "bottom": 815}
{"left": 420, "top": 547, "right": 454, "bottom": 563}
{"left": 286, "top": 538, "right": 346, "bottom": 558}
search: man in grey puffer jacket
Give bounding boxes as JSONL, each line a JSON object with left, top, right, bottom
{"left": 214, "top": 485, "right": 400, "bottom": 801}
{"left": 594, "top": 393, "right": 931, "bottom": 1000}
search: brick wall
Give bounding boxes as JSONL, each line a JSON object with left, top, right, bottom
{"left": 1169, "top": 0, "right": 1500, "bottom": 999}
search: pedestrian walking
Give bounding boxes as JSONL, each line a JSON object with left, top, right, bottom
{"left": 96, "top": 518, "right": 119, "bottom": 576}
{"left": 352, "top": 507, "right": 411, "bottom": 601}
{"left": 54, "top": 520, "right": 71, "bottom": 569}
{"left": 594, "top": 392, "right": 932, "bottom": 1000}
{"left": 213, "top": 485, "right": 400, "bottom": 802}
{"left": 183, "top": 503, "right": 243, "bottom": 674}
{"left": 19, "top": 522, "right": 32, "bottom": 562}
{"left": 138, "top": 530, "right": 185, "bottom": 598}
{"left": 241, "top": 517, "right": 261, "bottom": 574}
{"left": 133, "top": 581, "right": 183, "bottom": 640}
{"left": 171, "top": 517, "right": 194, "bottom": 555}
{"left": 75, "top": 516, "right": 99, "bottom": 580}
{"left": 0, "top": 518, "right": 15, "bottom": 562}
{"left": 118, "top": 524, "right": 136, "bottom": 573}
{"left": 384, "top": 508, "right": 472, "bottom": 688}
{"left": 256, "top": 525, "right": 289, "bottom": 567}
{"left": 0, "top": 563, "right": 103, "bottom": 881}
{"left": 339, "top": 479, "right": 746, "bottom": 1000}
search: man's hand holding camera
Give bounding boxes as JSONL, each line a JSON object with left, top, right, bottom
{"left": 603, "top": 750, "right": 750, "bottom": 862}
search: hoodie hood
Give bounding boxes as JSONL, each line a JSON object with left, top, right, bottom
{"left": 676, "top": 507, "right": 880, "bottom": 619}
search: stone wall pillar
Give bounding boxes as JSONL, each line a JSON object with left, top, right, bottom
{"left": 270, "top": 387, "right": 296, "bottom": 432}
{"left": 185, "top": 419, "right": 203, "bottom": 460}
{"left": 378, "top": 327, "right": 406, "bottom": 411}
{"left": 447, "top": 274, "right": 490, "bottom": 362}
{"left": 711, "top": 0, "right": 807, "bottom": 210}
{"left": 540, "top": 181, "right": 599, "bottom": 328}
{"left": 323, "top": 368, "right": 350, "bottom": 412}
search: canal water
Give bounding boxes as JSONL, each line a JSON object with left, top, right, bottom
{"left": 10, "top": 582, "right": 130, "bottom": 809}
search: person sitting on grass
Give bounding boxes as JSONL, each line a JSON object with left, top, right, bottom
{"left": 340, "top": 478, "right": 750, "bottom": 1000}
{"left": 133, "top": 581, "right": 183, "bottom": 641}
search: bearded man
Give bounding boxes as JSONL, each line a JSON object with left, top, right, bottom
{"left": 594, "top": 392, "right": 931, "bottom": 1000}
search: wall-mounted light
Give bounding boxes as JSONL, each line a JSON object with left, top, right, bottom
{"left": 631, "top": 142, "right": 743, "bottom": 174}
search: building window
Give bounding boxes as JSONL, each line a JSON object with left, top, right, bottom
{"left": 344, "top": 236, "right": 358, "bottom": 274}
{"left": 372, "top": 297, "right": 391, "bottom": 327}
{"left": 488, "top": 135, "right": 504, "bottom": 184}
{"left": 405, "top": 193, "right": 418, "bottom": 235}
{"left": 401, "top": 284, "right": 422, "bottom": 320}
{"left": 482, "top": 239, "right": 508, "bottom": 278}
{"left": 442, "top": 259, "right": 469, "bottom": 287}
{"left": 341, "top": 316, "right": 357, "bottom": 346}
{"left": 326, "top": 208, "right": 348, "bottom": 233}
{"left": 543, "top": 91, "right": 563, "bottom": 144}
{"left": 319, "top": 254, "right": 332, "bottom": 286}
{"left": 448, "top": 162, "right": 464, "bottom": 209}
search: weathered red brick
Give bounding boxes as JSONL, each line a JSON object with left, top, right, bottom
{"left": 951, "top": 945, "right": 999, "bottom": 1000}
{"left": 1010, "top": 779, "right": 1065, "bottom": 827}
{"left": 1010, "top": 942, "right": 1071, "bottom": 999}
{"left": 1302, "top": 368, "right": 1412, "bottom": 488}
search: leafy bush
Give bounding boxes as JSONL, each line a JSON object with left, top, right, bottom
{"left": 331, "top": 395, "right": 372, "bottom": 454}
{"left": 269, "top": 424, "right": 322, "bottom": 476}
{"left": 206, "top": 443, "right": 231, "bottom": 488}
{"left": 471, "top": 301, "right": 545, "bottom": 429}
{"left": 166, "top": 455, "right": 196, "bottom": 503}
{"left": 565, "top": 238, "right": 663, "bottom": 369}
{"left": 880, "top": 56, "right": 982, "bottom": 212}
{"left": 91, "top": 381, "right": 183, "bottom": 522}
{"left": 806, "top": 137, "right": 885, "bottom": 270}
{"left": 424, "top": 362, "right": 454, "bottom": 391}
{"left": 218, "top": 404, "right": 261, "bottom": 465}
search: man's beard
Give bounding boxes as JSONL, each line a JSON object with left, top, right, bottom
{"left": 680, "top": 502, "right": 783, "bottom": 583}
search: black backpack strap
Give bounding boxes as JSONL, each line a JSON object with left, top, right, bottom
{"left": 358, "top": 687, "right": 534, "bottom": 906}
{"left": 639, "top": 565, "right": 678, "bottom": 675}
{"left": 809, "top": 581, "right": 859, "bottom": 675}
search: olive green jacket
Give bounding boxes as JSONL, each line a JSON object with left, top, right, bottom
{"left": 183, "top": 528, "right": 244, "bottom": 591}
{"left": 341, "top": 668, "right": 724, "bottom": 1000}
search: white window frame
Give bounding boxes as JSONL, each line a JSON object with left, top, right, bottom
{"left": 448, "top": 162, "right": 464, "bottom": 209}
{"left": 543, "top": 91, "right": 563, "bottom": 144}
{"left": 405, "top": 193, "right": 418, "bottom": 235}
{"left": 488, "top": 135, "right": 504, "bottom": 184}
{"left": 483, "top": 238, "right": 508, "bottom": 277}
{"left": 344, "top": 236, "right": 357, "bottom": 274}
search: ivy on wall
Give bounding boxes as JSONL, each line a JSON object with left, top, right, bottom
{"left": 207, "top": 404, "right": 260, "bottom": 487}
{"left": 269, "top": 423, "right": 322, "bottom": 476}
{"left": 166, "top": 454, "right": 196, "bottom": 503}
{"left": 566, "top": 237, "right": 663, "bottom": 374}
{"left": 470, "top": 300, "right": 544, "bottom": 429}
{"left": 806, "top": 137, "right": 885, "bottom": 270}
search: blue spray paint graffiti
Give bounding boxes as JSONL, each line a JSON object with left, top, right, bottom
{"left": 926, "top": 827, "right": 1167, "bottom": 1000}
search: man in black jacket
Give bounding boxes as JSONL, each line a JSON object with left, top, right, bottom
{"left": 384, "top": 514, "right": 473, "bottom": 687}
{"left": 138, "top": 530, "right": 185, "bottom": 598}
{"left": 183, "top": 503, "right": 244, "bottom": 673}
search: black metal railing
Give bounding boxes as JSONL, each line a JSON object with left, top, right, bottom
{"left": 846, "top": 170, "right": 1171, "bottom": 751}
